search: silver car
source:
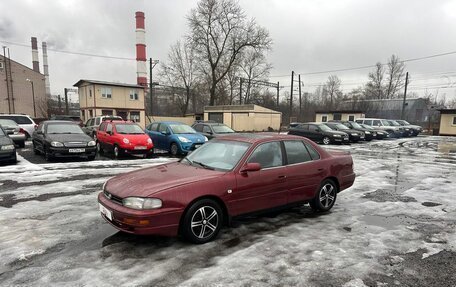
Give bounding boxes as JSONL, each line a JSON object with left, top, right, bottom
{"left": 0, "top": 114, "right": 37, "bottom": 139}
{"left": 0, "top": 119, "right": 26, "bottom": 147}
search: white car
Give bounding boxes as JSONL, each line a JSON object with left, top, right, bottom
{"left": 0, "top": 114, "right": 37, "bottom": 139}
{"left": 355, "top": 118, "right": 404, "bottom": 137}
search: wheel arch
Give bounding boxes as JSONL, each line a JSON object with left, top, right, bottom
{"left": 178, "top": 195, "right": 230, "bottom": 234}
{"left": 324, "top": 176, "right": 340, "bottom": 192}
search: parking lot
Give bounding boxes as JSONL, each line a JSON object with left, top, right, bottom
{"left": 1, "top": 136, "right": 455, "bottom": 286}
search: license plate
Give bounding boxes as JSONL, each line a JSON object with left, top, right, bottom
{"left": 134, "top": 146, "right": 147, "bottom": 150}
{"left": 344, "top": 138, "right": 349, "bottom": 141}
{"left": 194, "top": 144, "right": 202, "bottom": 149}
{"left": 99, "top": 203, "right": 113, "bottom": 221}
{"left": 69, "top": 148, "right": 85, "bottom": 153}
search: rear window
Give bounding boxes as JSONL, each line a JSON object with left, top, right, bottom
{"left": 304, "top": 142, "right": 320, "bottom": 160}
{"left": 0, "top": 115, "right": 32, "bottom": 124}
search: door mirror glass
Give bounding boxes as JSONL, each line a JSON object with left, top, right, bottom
{"left": 240, "top": 162, "right": 261, "bottom": 173}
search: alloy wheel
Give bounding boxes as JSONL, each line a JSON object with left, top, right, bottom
{"left": 190, "top": 206, "right": 219, "bottom": 240}
{"left": 323, "top": 137, "right": 331, "bottom": 145}
{"left": 319, "top": 183, "right": 336, "bottom": 208}
{"left": 170, "top": 143, "right": 178, "bottom": 156}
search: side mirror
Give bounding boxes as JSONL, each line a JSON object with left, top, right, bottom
{"left": 240, "top": 162, "right": 261, "bottom": 173}
{"left": 161, "top": 131, "right": 169, "bottom": 135}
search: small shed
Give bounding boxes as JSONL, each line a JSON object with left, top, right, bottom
{"left": 204, "top": 104, "right": 281, "bottom": 132}
{"left": 438, "top": 109, "right": 456, "bottom": 136}
{"left": 315, "top": 110, "right": 365, "bottom": 123}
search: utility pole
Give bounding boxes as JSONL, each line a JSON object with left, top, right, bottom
{"left": 148, "top": 58, "right": 159, "bottom": 116}
{"left": 7, "top": 48, "right": 15, "bottom": 113}
{"left": 401, "top": 72, "right": 409, "bottom": 120}
{"left": 298, "top": 74, "right": 302, "bottom": 121}
{"left": 276, "top": 81, "right": 280, "bottom": 107}
{"left": 64, "top": 88, "right": 69, "bottom": 114}
{"left": 239, "top": 77, "right": 243, "bottom": 105}
{"left": 290, "top": 71, "right": 294, "bottom": 120}
{"left": 3, "top": 46, "right": 11, "bottom": 113}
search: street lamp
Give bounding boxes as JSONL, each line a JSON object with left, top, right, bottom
{"left": 26, "top": 78, "right": 36, "bottom": 117}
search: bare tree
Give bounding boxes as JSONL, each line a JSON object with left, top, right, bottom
{"left": 159, "top": 40, "right": 196, "bottom": 115}
{"left": 239, "top": 49, "right": 272, "bottom": 103}
{"left": 187, "top": 0, "right": 272, "bottom": 105}
{"left": 365, "top": 62, "right": 385, "bottom": 99}
{"left": 385, "top": 55, "right": 405, "bottom": 99}
{"left": 324, "top": 75, "right": 342, "bottom": 109}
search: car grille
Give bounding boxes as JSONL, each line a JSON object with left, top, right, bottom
{"left": 64, "top": 142, "right": 87, "bottom": 147}
{"left": 104, "top": 190, "right": 123, "bottom": 205}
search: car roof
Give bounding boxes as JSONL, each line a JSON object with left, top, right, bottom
{"left": 43, "top": 120, "right": 79, "bottom": 125}
{"left": 157, "top": 121, "right": 188, "bottom": 125}
{"left": 217, "top": 133, "right": 306, "bottom": 144}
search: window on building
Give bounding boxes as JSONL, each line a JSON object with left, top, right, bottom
{"left": 0, "top": 62, "right": 4, "bottom": 70}
{"left": 89, "top": 110, "right": 93, "bottom": 118}
{"left": 130, "top": 90, "right": 139, "bottom": 100}
{"left": 333, "top": 113, "right": 342, "bottom": 120}
{"left": 453, "top": 116, "right": 456, "bottom": 125}
{"left": 321, "top": 115, "right": 328, "bottom": 122}
{"left": 348, "top": 115, "right": 355, "bottom": 121}
{"left": 130, "top": 111, "right": 140, "bottom": 123}
{"left": 102, "top": 110, "right": 113, "bottom": 116}
{"left": 89, "top": 89, "right": 92, "bottom": 98}
{"left": 248, "top": 142, "right": 283, "bottom": 169}
{"left": 101, "top": 87, "right": 112, "bottom": 99}
{"left": 284, "top": 141, "right": 312, "bottom": 164}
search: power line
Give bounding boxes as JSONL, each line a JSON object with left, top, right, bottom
{"left": 0, "top": 39, "right": 135, "bottom": 61}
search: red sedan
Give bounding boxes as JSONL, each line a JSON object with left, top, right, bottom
{"left": 96, "top": 120, "right": 153, "bottom": 158}
{"left": 98, "top": 134, "right": 355, "bottom": 243}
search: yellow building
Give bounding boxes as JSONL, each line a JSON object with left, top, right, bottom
{"left": 315, "top": 110, "right": 365, "bottom": 123}
{"left": 438, "top": 109, "right": 456, "bottom": 136}
{"left": 204, "top": 104, "right": 281, "bottom": 131}
{"left": 74, "top": 80, "right": 146, "bottom": 127}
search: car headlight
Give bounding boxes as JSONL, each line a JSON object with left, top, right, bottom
{"left": 178, "top": 136, "right": 191, "bottom": 143}
{"left": 88, "top": 141, "right": 96, "bottom": 147}
{"left": 122, "top": 197, "right": 162, "bottom": 210}
{"left": 147, "top": 138, "right": 152, "bottom": 144}
{"left": 50, "top": 141, "right": 64, "bottom": 147}
{"left": 351, "top": 133, "right": 358, "bottom": 136}
{"left": 365, "top": 131, "right": 370, "bottom": 134}
{"left": 123, "top": 138, "right": 130, "bottom": 144}
{"left": 204, "top": 136, "right": 208, "bottom": 142}
{"left": 1, "top": 144, "right": 15, "bottom": 150}
{"left": 333, "top": 134, "right": 341, "bottom": 137}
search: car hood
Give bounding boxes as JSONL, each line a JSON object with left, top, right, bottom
{"left": 105, "top": 162, "right": 225, "bottom": 198}
{"left": 118, "top": 134, "right": 151, "bottom": 144}
{"left": 174, "top": 133, "right": 206, "bottom": 143}
{"left": 0, "top": 136, "right": 14, "bottom": 146}
{"left": 45, "top": 133, "right": 93, "bottom": 143}
{"left": 324, "top": 130, "right": 348, "bottom": 136}
{"left": 341, "top": 129, "right": 362, "bottom": 134}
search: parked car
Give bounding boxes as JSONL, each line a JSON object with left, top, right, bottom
{"left": 82, "top": 116, "right": 123, "bottom": 139}
{"left": 0, "top": 125, "right": 17, "bottom": 164}
{"left": 323, "top": 122, "right": 365, "bottom": 142}
{"left": 331, "top": 121, "right": 376, "bottom": 141}
{"left": 355, "top": 118, "right": 403, "bottom": 138}
{"left": 98, "top": 133, "right": 356, "bottom": 243}
{"left": 0, "top": 114, "right": 37, "bottom": 139}
{"left": 288, "top": 122, "right": 349, "bottom": 145}
{"left": 50, "top": 115, "right": 83, "bottom": 127}
{"left": 0, "top": 119, "right": 26, "bottom": 147}
{"left": 32, "top": 121, "right": 97, "bottom": 161}
{"left": 394, "top": 120, "right": 422, "bottom": 136}
{"left": 145, "top": 121, "right": 208, "bottom": 156}
{"left": 387, "top": 120, "right": 412, "bottom": 137}
{"left": 359, "top": 124, "right": 388, "bottom": 139}
{"left": 192, "top": 122, "right": 236, "bottom": 139}
{"left": 96, "top": 120, "right": 153, "bottom": 158}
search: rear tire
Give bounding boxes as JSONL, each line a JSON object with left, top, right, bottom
{"left": 170, "top": 143, "right": 179, "bottom": 156}
{"left": 181, "top": 199, "right": 223, "bottom": 244}
{"left": 310, "top": 179, "right": 338, "bottom": 212}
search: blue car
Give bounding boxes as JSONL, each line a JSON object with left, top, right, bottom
{"left": 145, "top": 121, "right": 208, "bottom": 156}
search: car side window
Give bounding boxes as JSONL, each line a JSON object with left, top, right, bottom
{"left": 193, "top": 124, "right": 202, "bottom": 132}
{"left": 106, "top": 123, "right": 113, "bottom": 133}
{"left": 148, "top": 123, "right": 158, "bottom": 131}
{"left": 284, "top": 141, "right": 312, "bottom": 164}
{"left": 304, "top": 142, "right": 321, "bottom": 160}
{"left": 203, "top": 125, "right": 212, "bottom": 134}
{"left": 298, "top": 124, "right": 308, "bottom": 130}
{"left": 373, "top": 120, "right": 381, "bottom": 126}
{"left": 95, "top": 118, "right": 101, "bottom": 125}
{"left": 158, "top": 124, "right": 168, "bottom": 133}
{"left": 99, "top": 122, "right": 107, "bottom": 132}
{"left": 248, "top": 142, "right": 283, "bottom": 169}
{"left": 308, "top": 125, "right": 319, "bottom": 132}
{"left": 364, "top": 120, "right": 372, "bottom": 125}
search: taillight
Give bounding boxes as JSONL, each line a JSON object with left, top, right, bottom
{"left": 34, "top": 124, "right": 38, "bottom": 130}
{"left": 19, "top": 128, "right": 26, "bottom": 134}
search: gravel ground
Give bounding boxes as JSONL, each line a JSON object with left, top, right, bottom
{"left": 0, "top": 136, "right": 455, "bottom": 287}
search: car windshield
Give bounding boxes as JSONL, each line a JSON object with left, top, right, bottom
{"left": 388, "top": 120, "right": 400, "bottom": 126}
{"left": 170, "top": 124, "right": 196, "bottom": 134}
{"left": 212, "top": 125, "right": 235, "bottom": 134}
{"left": 0, "top": 116, "right": 32, "bottom": 124}
{"left": 397, "top": 120, "right": 409, "bottom": 125}
{"left": 183, "top": 140, "right": 250, "bottom": 171}
{"left": 319, "top": 124, "right": 332, "bottom": 132}
{"left": 381, "top": 120, "right": 391, "bottom": 126}
{"left": 46, "top": 124, "right": 84, "bottom": 134}
{"left": 116, "top": 124, "right": 144, "bottom": 134}
{"left": 334, "top": 123, "right": 349, "bottom": 130}
{"left": 0, "top": 128, "right": 5, "bottom": 136}
{"left": 362, "top": 124, "right": 374, "bottom": 130}
{"left": 350, "top": 122, "right": 363, "bottom": 129}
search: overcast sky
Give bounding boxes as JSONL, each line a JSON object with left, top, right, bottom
{"left": 1, "top": 0, "right": 456, "bottom": 102}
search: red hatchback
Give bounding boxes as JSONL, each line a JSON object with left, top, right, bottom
{"left": 98, "top": 134, "right": 355, "bottom": 243}
{"left": 96, "top": 120, "right": 153, "bottom": 158}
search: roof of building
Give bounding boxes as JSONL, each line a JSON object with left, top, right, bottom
{"left": 438, "top": 109, "right": 456, "bottom": 114}
{"left": 73, "top": 79, "right": 144, "bottom": 88}
{"left": 0, "top": 55, "right": 44, "bottom": 76}
{"left": 216, "top": 133, "right": 304, "bottom": 144}
{"left": 315, "top": 110, "right": 364, "bottom": 114}
{"left": 204, "top": 104, "right": 281, "bottom": 114}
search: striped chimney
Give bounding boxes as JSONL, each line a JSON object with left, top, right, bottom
{"left": 42, "top": 42, "right": 51, "bottom": 97}
{"left": 31, "top": 37, "right": 40, "bottom": 72}
{"left": 135, "top": 11, "right": 147, "bottom": 87}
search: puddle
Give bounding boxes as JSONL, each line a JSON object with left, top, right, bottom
{"left": 361, "top": 214, "right": 417, "bottom": 229}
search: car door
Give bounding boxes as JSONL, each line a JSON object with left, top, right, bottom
{"left": 231, "top": 141, "right": 288, "bottom": 215}
{"left": 157, "top": 123, "right": 170, "bottom": 150}
{"left": 289, "top": 124, "right": 308, "bottom": 138}
{"left": 33, "top": 123, "right": 46, "bottom": 152}
{"left": 97, "top": 122, "right": 107, "bottom": 149}
{"left": 145, "top": 123, "right": 160, "bottom": 148}
{"left": 284, "top": 140, "right": 324, "bottom": 203}
{"left": 308, "top": 124, "right": 322, "bottom": 142}
{"left": 104, "top": 123, "right": 114, "bottom": 151}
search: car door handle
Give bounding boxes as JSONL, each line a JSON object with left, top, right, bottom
{"left": 278, "top": 175, "right": 287, "bottom": 179}
{"left": 317, "top": 168, "right": 324, "bottom": 171}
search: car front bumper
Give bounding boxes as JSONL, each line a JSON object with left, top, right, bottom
{"left": 9, "top": 133, "right": 27, "bottom": 143}
{"left": 0, "top": 149, "right": 16, "bottom": 162}
{"left": 49, "top": 146, "right": 96, "bottom": 158}
{"left": 331, "top": 136, "right": 350, "bottom": 144}
{"left": 98, "top": 192, "right": 182, "bottom": 237}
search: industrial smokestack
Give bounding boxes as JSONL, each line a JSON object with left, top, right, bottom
{"left": 42, "top": 42, "right": 51, "bottom": 97}
{"left": 31, "top": 37, "right": 40, "bottom": 72}
{"left": 135, "top": 11, "right": 147, "bottom": 87}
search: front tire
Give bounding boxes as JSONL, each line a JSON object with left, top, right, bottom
{"left": 33, "top": 143, "right": 40, "bottom": 155}
{"left": 182, "top": 199, "right": 223, "bottom": 244}
{"left": 44, "top": 147, "right": 53, "bottom": 162}
{"left": 322, "top": 136, "right": 331, "bottom": 145}
{"left": 113, "top": 145, "right": 122, "bottom": 159}
{"left": 310, "top": 179, "right": 338, "bottom": 212}
{"left": 170, "top": 143, "right": 179, "bottom": 156}
{"left": 96, "top": 142, "right": 103, "bottom": 154}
